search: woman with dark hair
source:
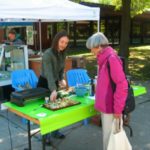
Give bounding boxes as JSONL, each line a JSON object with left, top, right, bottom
{"left": 37, "top": 30, "right": 69, "bottom": 144}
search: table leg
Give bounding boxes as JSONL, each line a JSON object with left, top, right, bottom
{"left": 42, "top": 135, "right": 46, "bottom": 150}
{"left": 27, "top": 120, "right": 32, "bottom": 150}
{"left": 24, "top": 121, "right": 47, "bottom": 150}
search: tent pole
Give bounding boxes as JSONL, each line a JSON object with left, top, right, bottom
{"left": 97, "top": 20, "right": 100, "bottom": 32}
{"left": 39, "top": 20, "right": 42, "bottom": 55}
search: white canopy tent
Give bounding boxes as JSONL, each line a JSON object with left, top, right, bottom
{"left": 0, "top": 0, "right": 100, "bottom": 50}
{"left": 0, "top": 0, "right": 100, "bottom": 21}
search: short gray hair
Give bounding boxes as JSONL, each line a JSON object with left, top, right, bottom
{"left": 86, "top": 32, "right": 109, "bottom": 49}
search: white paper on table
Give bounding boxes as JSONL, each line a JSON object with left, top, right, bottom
{"left": 36, "top": 113, "right": 47, "bottom": 117}
{"left": 88, "top": 95, "right": 95, "bottom": 100}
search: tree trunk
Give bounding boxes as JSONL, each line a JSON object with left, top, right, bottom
{"left": 119, "top": 0, "right": 131, "bottom": 73}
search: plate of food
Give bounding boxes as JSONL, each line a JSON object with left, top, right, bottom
{"left": 43, "top": 97, "right": 80, "bottom": 110}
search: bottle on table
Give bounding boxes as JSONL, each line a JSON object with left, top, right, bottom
{"left": 90, "top": 78, "right": 95, "bottom": 96}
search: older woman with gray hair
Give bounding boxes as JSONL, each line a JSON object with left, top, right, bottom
{"left": 86, "top": 32, "right": 128, "bottom": 150}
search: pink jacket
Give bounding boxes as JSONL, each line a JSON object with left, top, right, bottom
{"left": 95, "top": 46, "right": 128, "bottom": 114}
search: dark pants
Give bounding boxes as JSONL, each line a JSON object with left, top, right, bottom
{"left": 37, "top": 76, "right": 60, "bottom": 140}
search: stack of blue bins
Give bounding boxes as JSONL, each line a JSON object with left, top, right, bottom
{"left": 66, "top": 69, "right": 91, "bottom": 125}
{"left": 11, "top": 69, "right": 38, "bottom": 124}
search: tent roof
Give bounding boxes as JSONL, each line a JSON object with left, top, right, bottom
{"left": 0, "top": 0, "right": 100, "bottom": 22}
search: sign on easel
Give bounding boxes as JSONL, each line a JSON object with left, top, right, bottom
{"left": 0, "top": 46, "right": 4, "bottom": 67}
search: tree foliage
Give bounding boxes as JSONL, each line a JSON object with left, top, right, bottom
{"left": 71, "top": 0, "right": 150, "bottom": 72}
{"left": 73, "top": 0, "right": 150, "bottom": 17}
{"left": 112, "top": 0, "right": 150, "bottom": 17}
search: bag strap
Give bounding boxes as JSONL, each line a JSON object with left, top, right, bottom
{"left": 124, "top": 124, "right": 133, "bottom": 137}
{"left": 123, "top": 114, "right": 133, "bottom": 137}
{"left": 107, "top": 59, "right": 116, "bottom": 92}
{"left": 107, "top": 56, "right": 133, "bottom": 137}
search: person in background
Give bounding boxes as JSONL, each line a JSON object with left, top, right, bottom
{"left": 37, "top": 30, "right": 69, "bottom": 145}
{"left": 86, "top": 32, "right": 128, "bottom": 150}
{"left": 5, "top": 29, "right": 24, "bottom": 45}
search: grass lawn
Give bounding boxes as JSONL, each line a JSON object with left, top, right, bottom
{"left": 129, "top": 46, "right": 150, "bottom": 80}
{"left": 67, "top": 45, "right": 150, "bottom": 80}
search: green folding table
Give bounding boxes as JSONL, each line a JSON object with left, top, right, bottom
{"left": 4, "top": 95, "right": 97, "bottom": 150}
{"left": 132, "top": 85, "right": 147, "bottom": 97}
{"left": 3, "top": 85, "right": 147, "bottom": 150}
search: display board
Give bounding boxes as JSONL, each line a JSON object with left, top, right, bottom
{"left": 0, "top": 45, "right": 28, "bottom": 72}
{"left": 0, "top": 45, "right": 28, "bottom": 86}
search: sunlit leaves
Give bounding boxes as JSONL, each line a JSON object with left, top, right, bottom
{"left": 72, "top": 0, "right": 150, "bottom": 17}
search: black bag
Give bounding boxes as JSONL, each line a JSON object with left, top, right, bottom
{"left": 123, "top": 84, "right": 135, "bottom": 115}
{"left": 107, "top": 59, "right": 135, "bottom": 136}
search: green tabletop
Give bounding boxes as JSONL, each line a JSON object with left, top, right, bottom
{"left": 132, "top": 85, "right": 147, "bottom": 97}
{"left": 4, "top": 85, "right": 146, "bottom": 135}
{"left": 4, "top": 95, "right": 97, "bottom": 135}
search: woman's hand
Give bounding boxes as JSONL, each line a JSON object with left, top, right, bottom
{"left": 114, "top": 113, "right": 122, "bottom": 119}
{"left": 59, "top": 79, "right": 67, "bottom": 88}
{"left": 50, "top": 90, "right": 57, "bottom": 101}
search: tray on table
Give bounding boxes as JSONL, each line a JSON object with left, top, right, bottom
{"left": 43, "top": 97, "right": 81, "bottom": 111}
